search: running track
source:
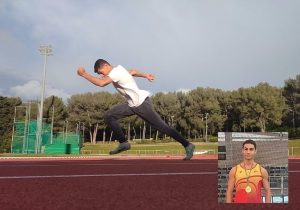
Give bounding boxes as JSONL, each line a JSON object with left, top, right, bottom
{"left": 0, "top": 157, "right": 299, "bottom": 210}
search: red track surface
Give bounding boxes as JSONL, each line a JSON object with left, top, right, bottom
{"left": 0, "top": 157, "right": 298, "bottom": 210}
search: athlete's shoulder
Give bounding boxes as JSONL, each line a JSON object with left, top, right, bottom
{"left": 230, "top": 165, "right": 237, "bottom": 171}
{"left": 234, "top": 163, "right": 244, "bottom": 173}
{"left": 115, "top": 65, "right": 127, "bottom": 70}
{"left": 259, "top": 165, "right": 268, "bottom": 175}
{"left": 235, "top": 163, "right": 243, "bottom": 169}
{"left": 111, "top": 65, "right": 124, "bottom": 71}
{"left": 254, "top": 162, "right": 263, "bottom": 170}
{"left": 229, "top": 165, "right": 238, "bottom": 176}
{"left": 110, "top": 65, "right": 130, "bottom": 77}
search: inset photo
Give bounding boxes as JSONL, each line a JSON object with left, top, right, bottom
{"left": 218, "top": 132, "right": 288, "bottom": 204}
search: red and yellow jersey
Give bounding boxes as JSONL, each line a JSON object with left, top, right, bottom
{"left": 234, "top": 163, "right": 263, "bottom": 203}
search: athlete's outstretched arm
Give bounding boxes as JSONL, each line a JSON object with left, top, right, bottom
{"left": 226, "top": 167, "right": 236, "bottom": 203}
{"left": 128, "top": 69, "right": 155, "bottom": 82}
{"left": 261, "top": 167, "right": 271, "bottom": 203}
{"left": 77, "top": 67, "right": 112, "bottom": 87}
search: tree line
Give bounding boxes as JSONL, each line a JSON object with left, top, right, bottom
{"left": 1, "top": 74, "right": 299, "bottom": 151}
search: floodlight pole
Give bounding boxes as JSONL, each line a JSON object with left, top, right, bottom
{"left": 36, "top": 45, "right": 52, "bottom": 153}
{"left": 205, "top": 113, "right": 209, "bottom": 142}
{"left": 290, "top": 109, "right": 296, "bottom": 132}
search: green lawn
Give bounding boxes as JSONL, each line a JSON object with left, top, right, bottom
{"left": 288, "top": 139, "right": 300, "bottom": 156}
{"left": 1, "top": 139, "right": 300, "bottom": 156}
{"left": 288, "top": 139, "right": 300, "bottom": 147}
{"left": 81, "top": 139, "right": 300, "bottom": 156}
{"left": 81, "top": 141, "right": 217, "bottom": 155}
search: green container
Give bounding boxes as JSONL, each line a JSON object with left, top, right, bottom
{"left": 44, "top": 143, "right": 80, "bottom": 154}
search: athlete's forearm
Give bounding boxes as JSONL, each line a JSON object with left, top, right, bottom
{"left": 226, "top": 192, "right": 233, "bottom": 203}
{"left": 81, "top": 72, "right": 109, "bottom": 87}
{"left": 82, "top": 73, "right": 100, "bottom": 86}
{"left": 265, "top": 189, "right": 271, "bottom": 203}
{"left": 128, "top": 69, "right": 155, "bottom": 82}
{"left": 261, "top": 168, "right": 271, "bottom": 203}
{"left": 128, "top": 69, "right": 147, "bottom": 78}
{"left": 226, "top": 183, "right": 234, "bottom": 203}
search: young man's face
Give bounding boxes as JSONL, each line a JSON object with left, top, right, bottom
{"left": 96, "top": 64, "right": 111, "bottom": 76}
{"left": 242, "top": 143, "right": 256, "bottom": 160}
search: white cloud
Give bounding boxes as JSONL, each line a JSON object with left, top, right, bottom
{"left": 9, "top": 80, "right": 70, "bottom": 101}
{"left": 46, "top": 87, "right": 70, "bottom": 101}
{"left": 0, "top": 88, "right": 5, "bottom": 96}
{"left": 9, "top": 81, "right": 40, "bottom": 100}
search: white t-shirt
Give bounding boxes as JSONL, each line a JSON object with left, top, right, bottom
{"left": 108, "top": 65, "right": 150, "bottom": 107}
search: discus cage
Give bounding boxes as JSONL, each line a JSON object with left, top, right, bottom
{"left": 11, "top": 102, "right": 82, "bottom": 155}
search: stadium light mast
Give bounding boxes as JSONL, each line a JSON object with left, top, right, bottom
{"left": 205, "top": 113, "right": 209, "bottom": 142}
{"left": 36, "top": 45, "right": 52, "bottom": 153}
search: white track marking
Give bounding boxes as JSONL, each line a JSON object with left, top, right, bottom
{"left": 0, "top": 172, "right": 217, "bottom": 180}
{"left": 287, "top": 161, "right": 300, "bottom": 164}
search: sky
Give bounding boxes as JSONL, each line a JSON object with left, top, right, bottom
{"left": 0, "top": 0, "right": 299, "bottom": 102}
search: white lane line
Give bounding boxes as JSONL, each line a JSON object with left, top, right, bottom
{"left": 0, "top": 172, "right": 217, "bottom": 179}
{"left": 0, "top": 162, "right": 216, "bottom": 167}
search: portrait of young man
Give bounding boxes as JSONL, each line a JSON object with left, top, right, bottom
{"left": 226, "top": 139, "right": 271, "bottom": 203}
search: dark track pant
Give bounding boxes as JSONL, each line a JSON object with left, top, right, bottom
{"left": 103, "top": 97, "right": 190, "bottom": 147}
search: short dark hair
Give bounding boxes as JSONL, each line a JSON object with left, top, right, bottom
{"left": 94, "top": 59, "right": 110, "bottom": 73}
{"left": 242, "top": 139, "right": 256, "bottom": 150}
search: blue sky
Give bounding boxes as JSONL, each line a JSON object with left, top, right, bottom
{"left": 0, "top": 0, "right": 299, "bottom": 101}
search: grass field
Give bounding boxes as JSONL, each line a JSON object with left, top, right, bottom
{"left": 288, "top": 139, "right": 300, "bottom": 147}
{"left": 81, "top": 141, "right": 217, "bottom": 155}
{"left": 1, "top": 139, "right": 300, "bottom": 156}
{"left": 288, "top": 139, "right": 300, "bottom": 156}
{"left": 81, "top": 139, "right": 300, "bottom": 156}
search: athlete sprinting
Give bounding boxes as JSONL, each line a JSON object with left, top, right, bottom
{"left": 226, "top": 139, "right": 271, "bottom": 203}
{"left": 77, "top": 59, "right": 195, "bottom": 160}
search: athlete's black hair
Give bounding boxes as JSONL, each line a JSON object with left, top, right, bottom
{"left": 242, "top": 139, "right": 256, "bottom": 150}
{"left": 94, "top": 59, "right": 110, "bottom": 73}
